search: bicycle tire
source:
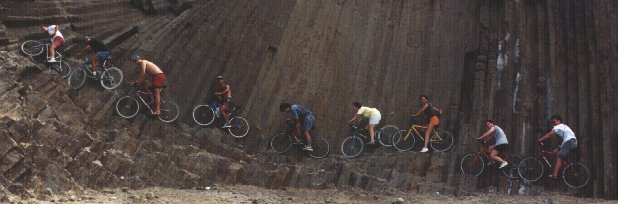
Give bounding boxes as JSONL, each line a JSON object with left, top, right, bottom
{"left": 392, "top": 130, "right": 416, "bottom": 151}
{"left": 227, "top": 117, "right": 250, "bottom": 138}
{"left": 430, "top": 129, "right": 454, "bottom": 152}
{"left": 115, "top": 96, "right": 140, "bottom": 119}
{"left": 309, "top": 136, "right": 330, "bottom": 159}
{"left": 49, "top": 61, "right": 71, "bottom": 78}
{"left": 100, "top": 67, "right": 123, "bottom": 89}
{"left": 562, "top": 162, "right": 590, "bottom": 189}
{"left": 192, "top": 105, "right": 215, "bottom": 126}
{"left": 341, "top": 136, "right": 363, "bottom": 158}
{"left": 517, "top": 156, "right": 544, "bottom": 182}
{"left": 460, "top": 153, "right": 485, "bottom": 176}
{"left": 378, "top": 125, "right": 398, "bottom": 147}
{"left": 158, "top": 100, "right": 179, "bottom": 123}
{"left": 67, "top": 67, "right": 87, "bottom": 89}
{"left": 501, "top": 154, "right": 523, "bottom": 179}
{"left": 270, "top": 132, "right": 293, "bottom": 154}
{"left": 21, "top": 40, "right": 44, "bottom": 56}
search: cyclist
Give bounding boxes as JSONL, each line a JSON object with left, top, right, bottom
{"left": 42, "top": 25, "right": 64, "bottom": 62}
{"left": 348, "top": 102, "right": 381, "bottom": 145}
{"left": 130, "top": 55, "right": 166, "bottom": 115}
{"left": 215, "top": 76, "right": 233, "bottom": 128}
{"left": 411, "top": 95, "right": 442, "bottom": 153}
{"left": 477, "top": 120, "right": 509, "bottom": 169}
{"left": 279, "top": 103, "right": 315, "bottom": 151}
{"left": 78, "top": 37, "right": 110, "bottom": 76}
{"left": 538, "top": 115, "right": 577, "bottom": 179}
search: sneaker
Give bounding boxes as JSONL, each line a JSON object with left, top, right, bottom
{"left": 302, "top": 146, "right": 314, "bottom": 152}
{"left": 92, "top": 71, "right": 98, "bottom": 76}
{"left": 498, "top": 162, "right": 509, "bottom": 169}
{"left": 222, "top": 124, "right": 232, "bottom": 128}
{"left": 366, "top": 141, "right": 376, "bottom": 145}
{"left": 548, "top": 174, "right": 558, "bottom": 179}
{"left": 420, "top": 147, "right": 429, "bottom": 153}
{"left": 48, "top": 58, "right": 57, "bottom": 62}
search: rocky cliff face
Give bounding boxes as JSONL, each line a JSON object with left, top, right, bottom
{"left": 0, "top": 0, "right": 616, "bottom": 200}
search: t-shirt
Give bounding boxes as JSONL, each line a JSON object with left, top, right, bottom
{"left": 47, "top": 25, "right": 63, "bottom": 39}
{"left": 552, "top": 124, "right": 576, "bottom": 146}
{"left": 88, "top": 39, "right": 109, "bottom": 52}
{"left": 290, "top": 104, "right": 312, "bottom": 119}
{"left": 356, "top": 106, "right": 380, "bottom": 118}
{"left": 493, "top": 125, "right": 508, "bottom": 145}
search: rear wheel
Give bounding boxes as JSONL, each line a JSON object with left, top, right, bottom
{"left": 308, "top": 136, "right": 330, "bottom": 159}
{"left": 115, "top": 96, "right": 140, "bottom": 119}
{"left": 518, "top": 157, "right": 544, "bottom": 182}
{"left": 392, "top": 130, "right": 416, "bottom": 151}
{"left": 49, "top": 61, "right": 71, "bottom": 78}
{"left": 378, "top": 125, "right": 398, "bottom": 147}
{"left": 68, "top": 67, "right": 87, "bottom": 89}
{"left": 192, "top": 105, "right": 215, "bottom": 126}
{"left": 100, "top": 67, "right": 123, "bottom": 89}
{"left": 158, "top": 100, "right": 179, "bottom": 123}
{"left": 227, "top": 117, "right": 250, "bottom": 138}
{"left": 270, "top": 132, "right": 292, "bottom": 154}
{"left": 341, "top": 136, "right": 363, "bottom": 158}
{"left": 21, "top": 40, "right": 44, "bottom": 56}
{"left": 562, "top": 162, "right": 590, "bottom": 189}
{"left": 461, "top": 153, "right": 485, "bottom": 176}
{"left": 430, "top": 129, "right": 454, "bottom": 152}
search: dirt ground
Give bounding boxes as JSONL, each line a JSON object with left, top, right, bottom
{"left": 19, "top": 185, "right": 616, "bottom": 204}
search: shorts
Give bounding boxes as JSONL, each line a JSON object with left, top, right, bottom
{"left": 368, "top": 114, "right": 381, "bottom": 125}
{"left": 152, "top": 73, "right": 166, "bottom": 88}
{"left": 557, "top": 139, "right": 577, "bottom": 158}
{"left": 52, "top": 36, "right": 64, "bottom": 46}
{"left": 429, "top": 116, "right": 440, "bottom": 125}
{"left": 95, "top": 51, "right": 111, "bottom": 61}
{"left": 302, "top": 114, "right": 315, "bottom": 131}
{"left": 494, "top": 144, "right": 509, "bottom": 152}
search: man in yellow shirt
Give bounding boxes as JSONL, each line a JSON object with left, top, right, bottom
{"left": 348, "top": 102, "right": 381, "bottom": 145}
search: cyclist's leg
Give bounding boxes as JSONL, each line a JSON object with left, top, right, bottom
{"left": 153, "top": 87, "right": 161, "bottom": 114}
{"left": 490, "top": 145, "right": 506, "bottom": 163}
{"left": 367, "top": 114, "right": 381, "bottom": 144}
{"left": 49, "top": 36, "right": 64, "bottom": 60}
{"left": 303, "top": 114, "right": 314, "bottom": 147}
{"left": 220, "top": 102, "right": 230, "bottom": 124}
{"left": 423, "top": 116, "right": 440, "bottom": 149}
{"left": 554, "top": 139, "right": 576, "bottom": 177}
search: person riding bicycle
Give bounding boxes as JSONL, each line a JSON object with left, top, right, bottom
{"left": 130, "top": 55, "right": 166, "bottom": 116}
{"left": 411, "top": 95, "right": 442, "bottom": 153}
{"left": 78, "top": 37, "right": 110, "bottom": 76}
{"left": 538, "top": 115, "right": 577, "bottom": 179}
{"left": 477, "top": 120, "right": 510, "bottom": 169}
{"left": 279, "top": 103, "right": 315, "bottom": 151}
{"left": 215, "top": 76, "right": 233, "bottom": 128}
{"left": 348, "top": 102, "right": 381, "bottom": 145}
{"left": 42, "top": 25, "right": 64, "bottom": 62}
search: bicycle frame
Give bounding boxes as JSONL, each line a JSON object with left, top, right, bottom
{"left": 532, "top": 144, "right": 562, "bottom": 169}
{"left": 210, "top": 100, "right": 239, "bottom": 124}
{"left": 38, "top": 43, "right": 64, "bottom": 61}
{"left": 401, "top": 123, "right": 441, "bottom": 143}
{"left": 81, "top": 58, "right": 112, "bottom": 78}
{"left": 133, "top": 87, "right": 167, "bottom": 114}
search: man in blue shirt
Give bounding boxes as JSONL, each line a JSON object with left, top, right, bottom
{"left": 280, "top": 103, "right": 315, "bottom": 151}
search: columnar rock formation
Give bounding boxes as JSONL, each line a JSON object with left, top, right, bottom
{"left": 0, "top": 0, "right": 616, "bottom": 200}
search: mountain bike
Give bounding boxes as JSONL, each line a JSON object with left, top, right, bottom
{"left": 460, "top": 139, "right": 522, "bottom": 179}
{"left": 517, "top": 142, "right": 590, "bottom": 189}
{"left": 20, "top": 40, "right": 71, "bottom": 78}
{"left": 391, "top": 117, "right": 454, "bottom": 152}
{"left": 68, "top": 57, "right": 123, "bottom": 90}
{"left": 191, "top": 101, "right": 250, "bottom": 138}
{"left": 115, "top": 84, "right": 179, "bottom": 123}
{"left": 270, "top": 123, "right": 330, "bottom": 159}
{"left": 341, "top": 125, "right": 389, "bottom": 158}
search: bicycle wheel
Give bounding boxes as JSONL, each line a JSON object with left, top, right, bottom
{"left": 270, "top": 132, "right": 292, "bottom": 154}
{"left": 49, "top": 61, "right": 71, "bottom": 78}
{"left": 430, "top": 129, "right": 454, "bottom": 152}
{"left": 392, "top": 130, "right": 416, "bottom": 151}
{"left": 460, "top": 153, "right": 485, "bottom": 176}
{"left": 115, "top": 96, "right": 140, "bottom": 119}
{"left": 192, "top": 105, "right": 215, "bottom": 126}
{"left": 502, "top": 154, "right": 523, "bottom": 179}
{"left": 341, "top": 136, "right": 363, "bottom": 158}
{"left": 157, "top": 100, "right": 179, "bottom": 123}
{"left": 517, "top": 157, "right": 544, "bottom": 182}
{"left": 562, "top": 162, "right": 590, "bottom": 189}
{"left": 21, "top": 40, "right": 44, "bottom": 56}
{"left": 67, "top": 67, "right": 87, "bottom": 89}
{"left": 100, "top": 67, "right": 123, "bottom": 89}
{"left": 227, "top": 117, "right": 250, "bottom": 138}
{"left": 309, "top": 136, "right": 330, "bottom": 159}
{"left": 378, "top": 125, "right": 398, "bottom": 147}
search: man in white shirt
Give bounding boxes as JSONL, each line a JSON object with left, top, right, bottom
{"left": 538, "top": 115, "right": 577, "bottom": 179}
{"left": 42, "top": 25, "right": 64, "bottom": 62}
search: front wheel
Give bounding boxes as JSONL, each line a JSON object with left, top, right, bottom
{"left": 115, "top": 96, "right": 140, "bottom": 119}
{"left": 21, "top": 40, "right": 44, "bottom": 56}
{"left": 100, "top": 67, "right": 123, "bottom": 89}
{"left": 378, "top": 125, "right": 398, "bottom": 147}
{"left": 501, "top": 154, "right": 523, "bottom": 179}
{"left": 192, "top": 105, "right": 215, "bottom": 126}
{"left": 341, "top": 136, "right": 363, "bottom": 158}
{"left": 517, "top": 157, "right": 544, "bottom": 182}
{"left": 158, "top": 100, "right": 180, "bottom": 123}
{"left": 270, "top": 132, "right": 292, "bottom": 154}
{"left": 49, "top": 61, "right": 71, "bottom": 78}
{"left": 227, "top": 117, "right": 250, "bottom": 138}
{"left": 309, "top": 136, "right": 330, "bottom": 159}
{"left": 460, "top": 153, "right": 485, "bottom": 176}
{"left": 430, "top": 129, "right": 454, "bottom": 152}
{"left": 392, "top": 130, "right": 416, "bottom": 151}
{"left": 68, "top": 67, "right": 87, "bottom": 89}
{"left": 562, "top": 162, "right": 590, "bottom": 189}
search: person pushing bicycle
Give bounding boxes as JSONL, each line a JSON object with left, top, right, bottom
{"left": 215, "top": 76, "right": 233, "bottom": 128}
{"left": 130, "top": 55, "right": 166, "bottom": 116}
{"left": 411, "top": 95, "right": 442, "bottom": 153}
{"left": 348, "top": 102, "right": 381, "bottom": 145}
{"left": 477, "top": 120, "right": 510, "bottom": 169}
{"left": 78, "top": 37, "right": 110, "bottom": 76}
{"left": 42, "top": 25, "right": 64, "bottom": 62}
{"left": 537, "top": 115, "right": 577, "bottom": 179}
{"left": 279, "top": 103, "right": 315, "bottom": 151}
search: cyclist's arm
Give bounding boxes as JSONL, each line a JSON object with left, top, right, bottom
{"left": 412, "top": 103, "right": 429, "bottom": 117}
{"left": 538, "top": 130, "right": 556, "bottom": 142}
{"left": 478, "top": 127, "right": 495, "bottom": 140}
{"left": 348, "top": 114, "right": 361, "bottom": 123}
{"left": 216, "top": 84, "right": 230, "bottom": 95}
{"left": 135, "top": 61, "right": 147, "bottom": 85}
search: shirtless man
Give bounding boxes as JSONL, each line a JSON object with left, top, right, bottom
{"left": 214, "top": 76, "right": 233, "bottom": 128}
{"left": 130, "top": 55, "right": 166, "bottom": 115}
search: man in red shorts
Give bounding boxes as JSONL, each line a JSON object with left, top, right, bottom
{"left": 42, "top": 25, "right": 64, "bottom": 62}
{"left": 130, "top": 55, "right": 166, "bottom": 115}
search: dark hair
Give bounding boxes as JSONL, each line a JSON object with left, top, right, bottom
{"left": 550, "top": 115, "right": 562, "bottom": 122}
{"left": 419, "top": 95, "right": 429, "bottom": 100}
{"left": 352, "top": 102, "right": 362, "bottom": 108}
{"left": 486, "top": 120, "right": 494, "bottom": 124}
{"left": 279, "top": 103, "right": 291, "bottom": 112}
